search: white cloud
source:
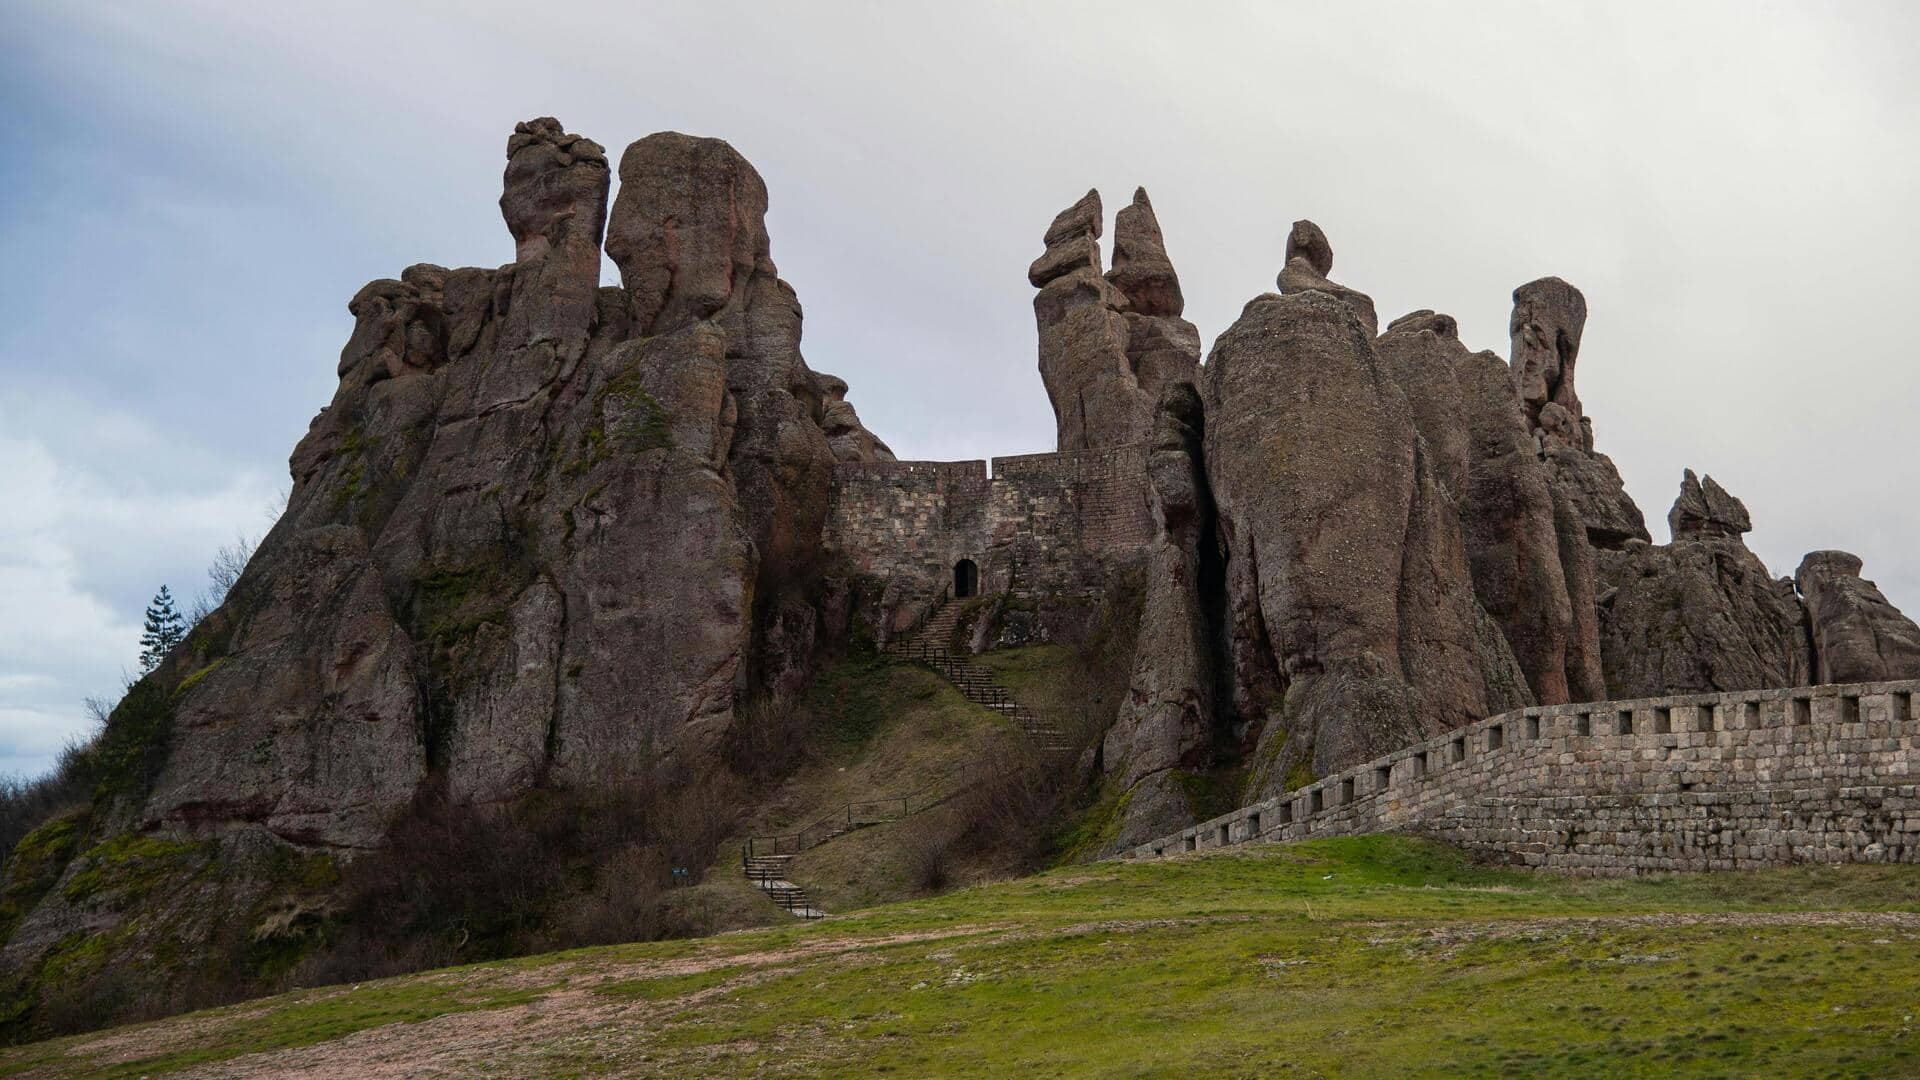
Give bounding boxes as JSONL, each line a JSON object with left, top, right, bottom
{"left": 0, "top": 402, "right": 282, "bottom": 778}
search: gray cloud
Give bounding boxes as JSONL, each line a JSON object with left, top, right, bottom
{"left": 3, "top": 0, "right": 1915, "bottom": 776}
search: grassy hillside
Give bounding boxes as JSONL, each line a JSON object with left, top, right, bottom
{"left": 8, "top": 836, "right": 1920, "bottom": 1077}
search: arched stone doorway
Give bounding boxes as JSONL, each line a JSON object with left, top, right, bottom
{"left": 953, "top": 558, "right": 979, "bottom": 598}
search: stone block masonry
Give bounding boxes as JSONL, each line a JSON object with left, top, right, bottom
{"left": 1129, "top": 680, "right": 1920, "bottom": 874}
{"left": 825, "top": 444, "right": 1152, "bottom": 599}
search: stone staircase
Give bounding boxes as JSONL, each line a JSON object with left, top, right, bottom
{"left": 888, "top": 596, "right": 1074, "bottom": 754}
{"left": 741, "top": 854, "right": 827, "bottom": 919}
{"left": 739, "top": 783, "right": 956, "bottom": 919}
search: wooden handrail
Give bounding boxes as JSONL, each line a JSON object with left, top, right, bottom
{"left": 741, "top": 779, "right": 958, "bottom": 865}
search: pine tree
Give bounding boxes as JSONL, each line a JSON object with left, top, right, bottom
{"left": 138, "top": 586, "right": 185, "bottom": 673}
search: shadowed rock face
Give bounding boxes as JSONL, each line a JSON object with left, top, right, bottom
{"left": 1104, "top": 382, "right": 1222, "bottom": 850}
{"left": 1797, "top": 551, "right": 1920, "bottom": 684}
{"left": 1031, "top": 188, "right": 1199, "bottom": 450}
{"left": 1202, "top": 289, "right": 1528, "bottom": 785}
{"left": 1597, "top": 473, "right": 1810, "bottom": 697}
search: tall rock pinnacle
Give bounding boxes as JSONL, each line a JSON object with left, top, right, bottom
{"left": 1106, "top": 188, "right": 1184, "bottom": 317}
{"left": 497, "top": 117, "right": 610, "bottom": 356}
{"left": 1507, "top": 277, "right": 1649, "bottom": 548}
{"left": 1031, "top": 187, "right": 1199, "bottom": 451}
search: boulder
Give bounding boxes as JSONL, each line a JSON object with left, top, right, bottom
{"left": 1275, "top": 220, "right": 1377, "bottom": 337}
{"left": 1796, "top": 551, "right": 1920, "bottom": 684}
{"left": 1669, "top": 469, "right": 1752, "bottom": 539}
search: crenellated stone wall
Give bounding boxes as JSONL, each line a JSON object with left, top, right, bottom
{"left": 1129, "top": 680, "right": 1920, "bottom": 874}
{"left": 825, "top": 444, "right": 1152, "bottom": 601}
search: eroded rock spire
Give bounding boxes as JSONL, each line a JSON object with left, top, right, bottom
{"left": 1275, "top": 220, "right": 1377, "bottom": 336}
{"left": 1030, "top": 187, "right": 1199, "bottom": 451}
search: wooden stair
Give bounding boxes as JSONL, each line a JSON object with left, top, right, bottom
{"left": 742, "top": 854, "right": 827, "bottom": 919}
{"left": 887, "top": 597, "right": 1074, "bottom": 753}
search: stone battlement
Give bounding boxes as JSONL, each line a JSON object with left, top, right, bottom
{"left": 825, "top": 444, "right": 1153, "bottom": 598}
{"left": 1129, "top": 680, "right": 1920, "bottom": 874}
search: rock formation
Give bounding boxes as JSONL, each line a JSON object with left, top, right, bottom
{"left": 1376, "top": 313, "right": 1601, "bottom": 705}
{"left": 1102, "top": 383, "right": 1222, "bottom": 850}
{"left": 14, "top": 124, "right": 1920, "bottom": 1039}
{"left": 1031, "top": 188, "right": 1200, "bottom": 451}
{"left": 1796, "top": 551, "right": 1920, "bottom": 684}
{"left": 1509, "top": 277, "right": 1650, "bottom": 548}
{"left": 0, "top": 120, "right": 894, "bottom": 1009}
{"left": 1275, "top": 220, "right": 1377, "bottom": 337}
{"left": 1202, "top": 282, "right": 1529, "bottom": 785}
{"left": 814, "top": 372, "right": 896, "bottom": 464}
{"left": 1597, "top": 472, "right": 1810, "bottom": 697}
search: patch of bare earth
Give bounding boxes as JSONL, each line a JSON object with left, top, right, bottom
{"left": 71, "top": 925, "right": 1002, "bottom": 1078}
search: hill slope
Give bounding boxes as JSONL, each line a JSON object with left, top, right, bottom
{"left": 8, "top": 836, "right": 1920, "bottom": 1077}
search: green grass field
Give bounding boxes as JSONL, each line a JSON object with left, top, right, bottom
{"left": 8, "top": 836, "right": 1920, "bottom": 1077}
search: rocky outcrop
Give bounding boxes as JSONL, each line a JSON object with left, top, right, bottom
{"left": 1203, "top": 287, "right": 1529, "bottom": 785}
{"left": 1377, "top": 314, "right": 1600, "bottom": 705}
{"left": 813, "top": 372, "right": 895, "bottom": 464}
{"left": 1797, "top": 551, "right": 1920, "bottom": 684}
{"left": 1669, "top": 469, "right": 1752, "bottom": 539}
{"left": 1597, "top": 473, "right": 1810, "bottom": 696}
{"left": 1275, "top": 220, "right": 1377, "bottom": 337}
{"left": 4, "top": 121, "right": 892, "bottom": 999}
{"left": 1032, "top": 189, "right": 1199, "bottom": 451}
{"left": 1509, "top": 277, "right": 1649, "bottom": 548}
{"left": 1103, "top": 383, "right": 1221, "bottom": 850}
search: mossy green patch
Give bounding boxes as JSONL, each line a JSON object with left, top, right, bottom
{"left": 0, "top": 811, "right": 86, "bottom": 942}
{"left": 170, "top": 658, "right": 225, "bottom": 699}
{"left": 1171, "top": 767, "right": 1242, "bottom": 823}
{"left": 60, "top": 833, "right": 210, "bottom": 909}
{"left": 1051, "top": 779, "right": 1131, "bottom": 866}
{"left": 566, "top": 360, "right": 674, "bottom": 476}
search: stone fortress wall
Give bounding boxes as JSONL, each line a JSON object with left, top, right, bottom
{"left": 1130, "top": 679, "right": 1920, "bottom": 873}
{"left": 824, "top": 443, "right": 1153, "bottom": 599}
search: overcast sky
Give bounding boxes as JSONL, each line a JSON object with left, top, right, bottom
{"left": 3, "top": 1, "right": 1916, "bottom": 779}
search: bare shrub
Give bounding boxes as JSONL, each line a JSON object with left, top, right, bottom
{"left": 897, "top": 812, "right": 963, "bottom": 893}
{"left": 303, "top": 759, "right": 750, "bottom": 985}
{"left": 0, "top": 736, "right": 97, "bottom": 859}
{"left": 947, "top": 730, "right": 1072, "bottom": 873}
{"left": 722, "top": 690, "right": 808, "bottom": 781}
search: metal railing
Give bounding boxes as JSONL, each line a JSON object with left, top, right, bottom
{"left": 887, "top": 587, "right": 953, "bottom": 651}
{"left": 742, "top": 780, "right": 957, "bottom": 866}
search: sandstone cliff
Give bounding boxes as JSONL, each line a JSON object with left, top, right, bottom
{"left": 0, "top": 119, "right": 895, "bottom": 1024}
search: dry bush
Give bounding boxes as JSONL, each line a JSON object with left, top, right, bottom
{"left": 897, "top": 811, "right": 964, "bottom": 893}
{"left": 947, "top": 730, "right": 1073, "bottom": 873}
{"left": 304, "top": 759, "right": 750, "bottom": 986}
{"left": 0, "top": 736, "right": 96, "bottom": 858}
{"left": 722, "top": 690, "right": 809, "bottom": 781}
